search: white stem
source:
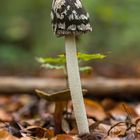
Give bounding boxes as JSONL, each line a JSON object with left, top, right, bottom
{"left": 65, "top": 35, "right": 89, "bottom": 134}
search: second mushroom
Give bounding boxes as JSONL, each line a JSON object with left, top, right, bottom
{"left": 51, "top": 0, "right": 92, "bottom": 134}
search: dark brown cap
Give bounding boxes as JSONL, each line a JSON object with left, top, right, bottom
{"left": 51, "top": 0, "right": 92, "bottom": 37}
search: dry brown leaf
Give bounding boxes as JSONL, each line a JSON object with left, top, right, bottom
{"left": 88, "top": 118, "right": 95, "bottom": 127}
{"left": 101, "top": 98, "right": 117, "bottom": 111}
{"left": 109, "top": 103, "right": 138, "bottom": 121}
{"left": 108, "top": 122, "right": 127, "bottom": 137}
{"left": 56, "top": 134, "right": 75, "bottom": 140}
{"left": 134, "top": 117, "right": 140, "bottom": 134}
{"left": 26, "top": 126, "right": 54, "bottom": 138}
{"left": 0, "top": 109, "right": 12, "bottom": 121}
{"left": 98, "top": 124, "right": 111, "bottom": 134}
{"left": 105, "top": 132, "right": 136, "bottom": 140}
{"left": 79, "top": 133, "right": 98, "bottom": 140}
{"left": 68, "top": 128, "right": 78, "bottom": 135}
{"left": 84, "top": 99, "right": 106, "bottom": 121}
{"left": 0, "top": 96, "right": 10, "bottom": 105}
{"left": 0, "top": 130, "right": 9, "bottom": 138}
{"left": 0, "top": 130, "right": 18, "bottom": 140}
{"left": 105, "top": 136, "right": 121, "bottom": 140}
{"left": 125, "top": 133, "right": 136, "bottom": 140}
{"left": 20, "top": 137, "right": 32, "bottom": 140}
{"left": 7, "top": 102, "right": 23, "bottom": 112}
{"left": 89, "top": 123, "right": 110, "bottom": 139}
{"left": 135, "top": 104, "right": 140, "bottom": 116}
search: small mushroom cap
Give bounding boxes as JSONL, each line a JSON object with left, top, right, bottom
{"left": 51, "top": 0, "right": 92, "bottom": 37}
{"left": 35, "top": 89, "right": 87, "bottom": 102}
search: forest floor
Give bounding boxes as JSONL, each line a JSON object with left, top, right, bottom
{"left": 0, "top": 66, "right": 140, "bottom": 140}
{"left": 0, "top": 92, "right": 140, "bottom": 140}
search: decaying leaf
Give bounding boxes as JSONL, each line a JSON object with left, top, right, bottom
{"left": 101, "top": 99, "right": 117, "bottom": 111}
{"left": 7, "top": 120, "right": 23, "bottom": 138}
{"left": 79, "top": 133, "right": 97, "bottom": 140}
{"left": 24, "top": 125, "right": 55, "bottom": 138}
{"left": 0, "top": 109, "right": 12, "bottom": 121}
{"left": 109, "top": 103, "right": 138, "bottom": 121}
{"left": 68, "top": 128, "right": 78, "bottom": 135}
{"left": 89, "top": 122, "right": 110, "bottom": 139}
{"left": 20, "top": 137, "right": 32, "bottom": 140}
{"left": 135, "top": 117, "right": 140, "bottom": 134}
{"left": 108, "top": 122, "right": 127, "bottom": 137}
{"left": 0, "top": 130, "right": 19, "bottom": 140}
{"left": 1, "top": 88, "right": 140, "bottom": 140}
{"left": 84, "top": 99, "right": 106, "bottom": 121}
{"left": 56, "top": 134, "right": 75, "bottom": 140}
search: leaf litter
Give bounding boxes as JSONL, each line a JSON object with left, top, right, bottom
{"left": 0, "top": 94, "right": 140, "bottom": 139}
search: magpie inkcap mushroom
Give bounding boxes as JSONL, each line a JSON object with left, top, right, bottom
{"left": 51, "top": 0, "right": 92, "bottom": 36}
{"left": 51, "top": 0, "right": 92, "bottom": 134}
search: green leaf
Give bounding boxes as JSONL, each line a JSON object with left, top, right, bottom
{"left": 36, "top": 52, "right": 106, "bottom": 70}
{"left": 79, "top": 66, "right": 92, "bottom": 72}
{"left": 78, "top": 53, "right": 106, "bottom": 61}
{"left": 36, "top": 56, "right": 66, "bottom": 64}
{"left": 42, "top": 63, "right": 64, "bottom": 70}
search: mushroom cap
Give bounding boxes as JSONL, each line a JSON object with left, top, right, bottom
{"left": 51, "top": 0, "right": 92, "bottom": 37}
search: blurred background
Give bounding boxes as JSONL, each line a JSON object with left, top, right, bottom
{"left": 0, "top": 0, "right": 140, "bottom": 78}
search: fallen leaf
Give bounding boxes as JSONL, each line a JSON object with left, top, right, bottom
{"left": 0, "top": 109, "right": 12, "bottom": 121}
{"left": 68, "top": 128, "right": 78, "bottom": 135}
{"left": 135, "top": 117, "right": 140, "bottom": 134}
{"left": 89, "top": 123, "right": 110, "bottom": 139}
{"left": 108, "top": 122, "right": 127, "bottom": 137}
{"left": 56, "top": 134, "right": 74, "bottom": 140}
{"left": 0, "top": 96, "right": 10, "bottom": 105}
{"left": 25, "top": 126, "right": 54, "bottom": 138}
{"left": 20, "top": 137, "right": 32, "bottom": 140}
{"left": 79, "top": 133, "right": 97, "bottom": 140}
{"left": 84, "top": 99, "right": 106, "bottom": 121}
{"left": 101, "top": 98, "right": 117, "bottom": 111}
{"left": 98, "top": 124, "right": 111, "bottom": 134}
{"left": 0, "top": 130, "right": 18, "bottom": 140}
{"left": 104, "top": 136, "right": 120, "bottom": 140}
{"left": 6, "top": 102, "right": 23, "bottom": 112}
{"left": 7, "top": 120, "right": 23, "bottom": 138}
{"left": 125, "top": 133, "right": 135, "bottom": 140}
{"left": 109, "top": 103, "right": 138, "bottom": 121}
{"left": 134, "top": 104, "right": 140, "bottom": 116}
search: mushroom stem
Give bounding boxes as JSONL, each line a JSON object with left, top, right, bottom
{"left": 65, "top": 35, "right": 89, "bottom": 134}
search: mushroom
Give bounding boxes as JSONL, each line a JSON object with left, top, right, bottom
{"left": 51, "top": 0, "right": 92, "bottom": 134}
{"left": 35, "top": 89, "right": 87, "bottom": 133}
